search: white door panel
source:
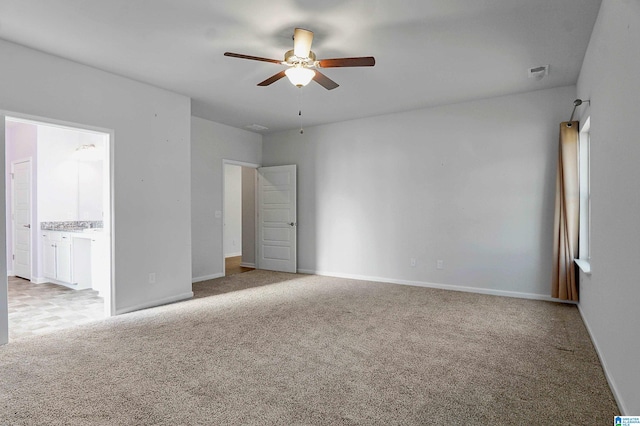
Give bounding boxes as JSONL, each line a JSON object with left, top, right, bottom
{"left": 263, "top": 246, "right": 291, "bottom": 261}
{"left": 257, "top": 165, "right": 297, "bottom": 273}
{"left": 263, "top": 228, "right": 291, "bottom": 242}
{"left": 263, "top": 209, "right": 291, "bottom": 223}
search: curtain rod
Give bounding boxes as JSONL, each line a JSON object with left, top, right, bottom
{"left": 569, "top": 98, "right": 590, "bottom": 122}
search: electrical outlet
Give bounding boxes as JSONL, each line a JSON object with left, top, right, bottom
{"left": 436, "top": 260, "right": 444, "bottom": 270}
{"left": 148, "top": 272, "right": 156, "bottom": 284}
{"left": 410, "top": 258, "right": 416, "bottom": 267}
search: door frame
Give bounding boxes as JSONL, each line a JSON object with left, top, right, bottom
{"left": 221, "top": 159, "right": 260, "bottom": 276}
{"left": 10, "top": 157, "right": 33, "bottom": 279}
{"left": 2, "top": 110, "right": 116, "bottom": 332}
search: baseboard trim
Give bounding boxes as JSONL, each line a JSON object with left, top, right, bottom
{"left": 192, "top": 273, "right": 224, "bottom": 283}
{"left": 115, "top": 291, "right": 194, "bottom": 315}
{"left": 577, "top": 304, "right": 626, "bottom": 415}
{"left": 225, "top": 252, "right": 242, "bottom": 258}
{"left": 297, "top": 269, "right": 572, "bottom": 304}
{"left": 7, "top": 274, "right": 48, "bottom": 284}
{"left": 240, "top": 262, "right": 256, "bottom": 268}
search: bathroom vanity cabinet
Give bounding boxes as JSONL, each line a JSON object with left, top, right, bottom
{"left": 41, "top": 230, "right": 107, "bottom": 294}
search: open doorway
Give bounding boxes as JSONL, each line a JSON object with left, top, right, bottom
{"left": 223, "top": 161, "right": 258, "bottom": 276}
{"left": 5, "top": 115, "right": 113, "bottom": 340}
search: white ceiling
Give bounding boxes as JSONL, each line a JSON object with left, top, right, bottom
{"left": 0, "top": 0, "right": 602, "bottom": 134}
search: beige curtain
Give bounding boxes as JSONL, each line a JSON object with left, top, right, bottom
{"left": 552, "top": 121, "right": 580, "bottom": 301}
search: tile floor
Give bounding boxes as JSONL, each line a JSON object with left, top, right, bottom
{"left": 8, "top": 276, "right": 105, "bottom": 341}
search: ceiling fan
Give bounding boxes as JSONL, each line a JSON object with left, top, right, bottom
{"left": 224, "top": 28, "right": 375, "bottom": 90}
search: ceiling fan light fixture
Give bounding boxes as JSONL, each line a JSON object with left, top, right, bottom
{"left": 285, "top": 66, "right": 315, "bottom": 87}
{"left": 224, "top": 26, "right": 375, "bottom": 90}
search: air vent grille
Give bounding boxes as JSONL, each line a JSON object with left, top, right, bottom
{"left": 528, "top": 65, "right": 549, "bottom": 80}
{"left": 246, "top": 124, "right": 269, "bottom": 131}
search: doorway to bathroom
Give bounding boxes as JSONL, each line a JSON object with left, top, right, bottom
{"left": 5, "top": 115, "right": 113, "bottom": 340}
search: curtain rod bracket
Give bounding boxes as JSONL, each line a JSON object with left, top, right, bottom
{"left": 568, "top": 99, "right": 590, "bottom": 123}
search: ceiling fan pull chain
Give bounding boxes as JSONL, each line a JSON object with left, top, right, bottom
{"left": 298, "top": 88, "right": 304, "bottom": 134}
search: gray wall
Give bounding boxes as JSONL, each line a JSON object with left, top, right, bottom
{"left": 191, "top": 116, "right": 262, "bottom": 281}
{"left": 576, "top": 0, "right": 640, "bottom": 415}
{"left": 0, "top": 38, "right": 193, "bottom": 342}
{"left": 263, "top": 85, "right": 575, "bottom": 298}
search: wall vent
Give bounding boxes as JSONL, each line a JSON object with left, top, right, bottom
{"left": 528, "top": 65, "right": 549, "bottom": 80}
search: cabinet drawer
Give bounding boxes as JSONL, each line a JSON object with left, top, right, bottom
{"left": 41, "top": 231, "right": 73, "bottom": 243}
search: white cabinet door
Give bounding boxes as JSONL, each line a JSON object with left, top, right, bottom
{"left": 42, "top": 231, "right": 74, "bottom": 284}
{"left": 42, "top": 234, "right": 57, "bottom": 279}
{"left": 56, "top": 239, "right": 73, "bottom": 283}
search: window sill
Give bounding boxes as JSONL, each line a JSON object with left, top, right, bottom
{"left": 575, "top": 259, "right": 591, "bottom": 275}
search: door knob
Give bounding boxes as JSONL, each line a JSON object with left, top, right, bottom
{"left": 288, "top": 222, "right": 296, "bottom": 226}
{"left": 23, "top": 224, "right": 31, "bottom": 228}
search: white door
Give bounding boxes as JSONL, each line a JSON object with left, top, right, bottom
{"left": 12, "top": 160, "right": 31, "bottom": 279}
{"left": 257, "top": 165, "right": 297, "bottom": 273}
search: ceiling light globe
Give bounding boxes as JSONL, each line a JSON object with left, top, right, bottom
{"left": 285, "top": 67, "right": 315, "bottom": 87}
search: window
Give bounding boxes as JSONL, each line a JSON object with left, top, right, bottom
{"left": 578, "top": 117, "right": 591, "bottom": 268}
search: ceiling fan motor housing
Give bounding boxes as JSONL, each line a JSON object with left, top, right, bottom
{"left": 284, "top": 49, "right": 317, "bottom": 67}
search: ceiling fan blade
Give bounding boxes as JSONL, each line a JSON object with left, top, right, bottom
{"left": 224, "top": 52, "right": 282, "bottom": 65}
{"left": 257, "top": 70, "right": 287, "bottom": 86}
{"left": 313, "top": 71, "right": 339, "bottom": 90}
{"left": 318, "top": 57, "right": 376, "bottom": 68}
{"left": 293, "top": 28, "right": 313, "bottom": 59}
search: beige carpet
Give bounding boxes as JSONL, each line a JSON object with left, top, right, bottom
{"left": 0, "top": 270, "right": 618, "bottom": 425}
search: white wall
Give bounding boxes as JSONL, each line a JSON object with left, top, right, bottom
{"left": 191, "top": 117, "right": 262, "bottom": 282}
{"left": 37, "top": 125, "right": 80, "bottom": 221}
{"left": 263, "top": 85, "right": 576, "bottom": 298}
{"left": 77, "top": 158, "right": 104, "bottom": 221}
{"left": 0, "top": 39, "right": 193, "bottom": 338}
{"left": 223, "top": 164, "right": 242, "bottom": 257}
{"left": 576, "top": 0, "right": 640, "bottom": 415}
